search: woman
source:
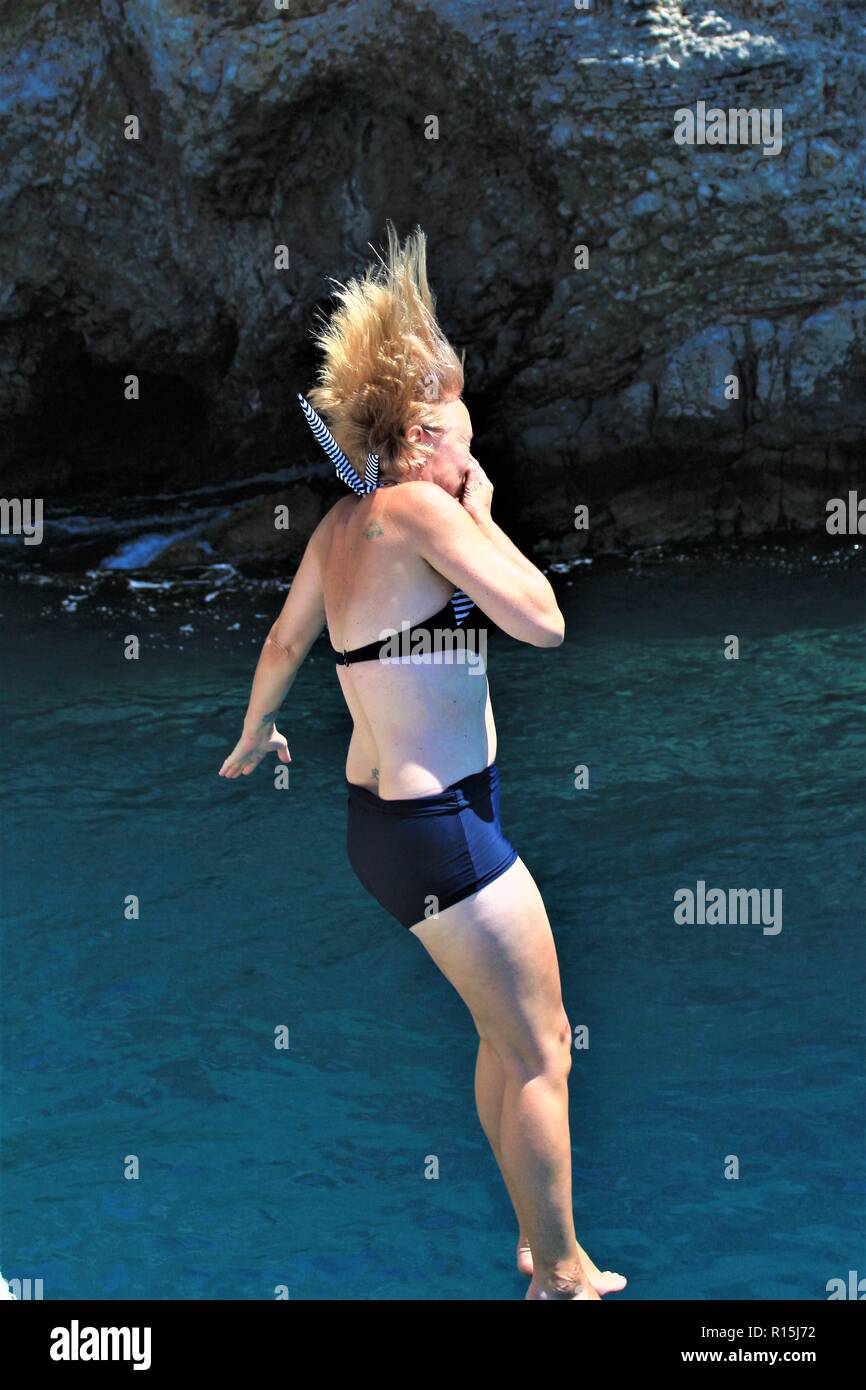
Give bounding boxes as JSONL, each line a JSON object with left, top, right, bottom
{"left": 219, "top": 224, "right": 625, "bottom": 1301}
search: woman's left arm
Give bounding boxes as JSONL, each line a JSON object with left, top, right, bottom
{"left": 218, "top": 524, "right": 327, "bottom": 780}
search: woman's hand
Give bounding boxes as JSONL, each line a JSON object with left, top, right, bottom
{"left": 218, "top": 724, "right": 291, "bottom": 779}
{"left": 460, "top": 462, "right": 494, "bottom": 526}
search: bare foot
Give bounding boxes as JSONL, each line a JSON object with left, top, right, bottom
{"left": 525, "top": 1258, "right": 602, "bottom": 1300}
{"left": 517, "top": 1233, "right": 626, "bottom": 1295}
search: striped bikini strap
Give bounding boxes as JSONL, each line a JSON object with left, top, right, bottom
{"left": 298, "top": 393, "right": 379, "bottom": 495}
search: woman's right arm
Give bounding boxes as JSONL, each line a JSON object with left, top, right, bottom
{"left": 396, "top": 480, "right": 565, "bottom": 647}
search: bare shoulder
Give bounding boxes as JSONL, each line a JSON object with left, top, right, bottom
{"left": 387, "top": 479, "right": 462, "bottom": 532}
{"left": 316, "top": 492, "right": 356, "bottom": 535}
{"left": 324, "top": 493, "right": 359, "bottom": 521}
{"left": 304, "top": 493, "right": 355, "bottom": 564}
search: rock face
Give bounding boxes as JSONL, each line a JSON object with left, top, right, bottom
{"left": 157, "top": 482, "right": 325, "bottom": 572}
{"left": 1, "top": 0, "right": 864, "bottom": 562}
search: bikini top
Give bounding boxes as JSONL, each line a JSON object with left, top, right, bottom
{"left": 297, "top": 392, "right": 482, "bottom": 668}
{"left": 332, "top": 587, "right": 481, "bottom": 667}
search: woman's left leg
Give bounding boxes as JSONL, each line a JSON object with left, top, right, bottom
{"left": 475, "top": 1037, "right": 533, "bottom": 1269}
{"left": 475, "top": 1031, "right": 625, "bottom": 1292}
{"left": 411, "top": 856, "right": 596, "bottom": 1297}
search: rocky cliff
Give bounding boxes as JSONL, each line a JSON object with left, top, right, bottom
{"left": 2, "top": 0, "right": 864, "bottom": 568}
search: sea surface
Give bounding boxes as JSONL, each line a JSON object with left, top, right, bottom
{"left": 1, "top": 542, "right": 864, "bottom": 1301}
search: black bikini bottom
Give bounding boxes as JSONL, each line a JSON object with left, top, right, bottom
{"left": 345, "top": 761, "right": 519, "bottom": 928}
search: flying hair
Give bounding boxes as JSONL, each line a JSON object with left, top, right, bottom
{"left": 304, "top": 221, "right": 466, "bottom": 477}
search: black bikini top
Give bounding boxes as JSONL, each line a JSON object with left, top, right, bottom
{"left": 332, "top": 589, "right": 483, "bottom": 666}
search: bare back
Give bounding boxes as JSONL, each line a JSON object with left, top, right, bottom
{"left": 316, "top": 485, "right": 495, "bottom": 798}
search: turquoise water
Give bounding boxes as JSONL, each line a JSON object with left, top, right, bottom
{"left": 2, "top": 550, "right": 864, "bottom": 1300}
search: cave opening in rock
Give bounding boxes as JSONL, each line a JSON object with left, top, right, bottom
{"left": 464, "top": 392, "right": 527, "bottom": 541}
{"left": 11, "top": 330, "right": 211, "bottom": 502}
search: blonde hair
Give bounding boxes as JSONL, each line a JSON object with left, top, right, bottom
{"left": 304, "top": 221, "right": 465, "bottom": 478}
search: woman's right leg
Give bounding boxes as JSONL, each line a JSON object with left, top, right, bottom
{"left": 410, "top": 856, "right": 599, "bottom": 1300}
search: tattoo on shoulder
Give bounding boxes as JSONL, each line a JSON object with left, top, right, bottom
{"left": 363, "top": 521, "right": 384, "bottom": 539}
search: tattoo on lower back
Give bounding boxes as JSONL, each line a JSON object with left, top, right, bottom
{"left": 372, "top": 767, "right": 379, "bottom": 780}
{"left": 363, "top": 521, "right": 384, "bottom": 539}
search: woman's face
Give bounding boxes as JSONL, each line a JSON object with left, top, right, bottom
{"left": 406, "top": 397, "right": 477, "bottom": 499}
